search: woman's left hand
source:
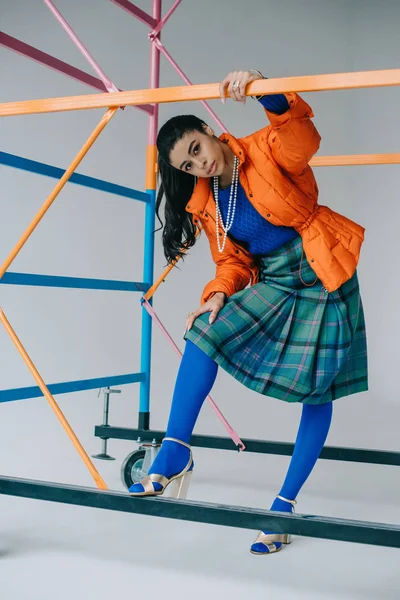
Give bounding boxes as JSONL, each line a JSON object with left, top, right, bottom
{"left": 219, "top": 70, "right": 262, "bottom": 104}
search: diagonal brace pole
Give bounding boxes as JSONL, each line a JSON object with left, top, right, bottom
{"left": 142, "top": 299, "right": 245, "bottom": 451}
{"left": 0, "top": 107, "right": 118, "bottom": 279}
{"left": 43, "top": 0, "right": 119, "bottom": 95}
{"left": 152, "top": 37, "right": 227, "bottom": 132}
{"left": 0, "top": 308, "right": 108, "bottom": 490}
{"left": 149, "top": 0, "right": 183, "bottom": 39}
{"left": 0, "top": 33, "right": 153, "bottom": 116}
{"left": 109, "top": 0, "right": 157, "bottom": 28}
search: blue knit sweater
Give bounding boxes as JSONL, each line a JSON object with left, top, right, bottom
{"left": 217, "top": 92, "right": 299, "bottom": 255}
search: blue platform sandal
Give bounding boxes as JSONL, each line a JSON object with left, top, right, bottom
{"left": 128, "top": 437, "right": 193, "bottom": 499}
{"left": 250, "top": 495, "right": 297, "bottom": 555}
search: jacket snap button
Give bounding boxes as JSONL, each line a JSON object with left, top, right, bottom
{"left": 267, "top": 213, "right": 271, "bottom": 217}
{"left": 199, "top": 210, "right": 203, "bottom": 215}
{"left": 235, "top": 250, "right": 239, "bottom": 254}
{"left": 187, "top": 205, "right": 191, "bottom": 209}
{"left": 249, "top": 193, "right": 253, "bottom": 198}
{"left": 311, "top": 259, "right": 314, "bottom": 263}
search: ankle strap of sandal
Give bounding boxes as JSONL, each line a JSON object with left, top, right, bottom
{"left": 163, "top": 437, "right": 191, "bottom": 450}
{"left": 276, "top": 495, "right": 297, "bottom": 508}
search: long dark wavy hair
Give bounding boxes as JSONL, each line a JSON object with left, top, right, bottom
{"left": 156, "top": 115, "right": 207, "bottom": 264}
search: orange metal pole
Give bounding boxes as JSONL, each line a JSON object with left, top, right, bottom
{"left": 0, "top": 307, "right": 108, "bottom": 490}
{"left": 0, "top": 107, "right": 118, "bottom": 279}
{"left": 310, "top": 153, "right": 400, "bottom": 167}
{"left": 1, "top": 69, "right": 400, "bottom": 117}
{"left": 144, "top": 152, "right": 400, "bottom": 300}
{"left": 143, "top": 260, "right": 176, "bottom": 301}
{"left": 145, "top": 145, "right": 158, "bottom": 190}
{"left": 144, "top": 228, "right": 202, "bottom": 301}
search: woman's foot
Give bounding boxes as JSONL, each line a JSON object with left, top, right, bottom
{"left": 250, "top": 495, "right": 296, "bottom": 555}
{"left": 129, "top": 438, "right": 193, "bottom": 496}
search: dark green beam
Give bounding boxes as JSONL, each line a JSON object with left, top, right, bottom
{"left": 94, "top": 427, "right": 400, "bottom": 466}
{"left": 0, "top": 476, "right": 399, "bottom": 548}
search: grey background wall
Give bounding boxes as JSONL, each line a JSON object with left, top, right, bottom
{"left": 1, "top": 0, "right": 399, "bottom": 491}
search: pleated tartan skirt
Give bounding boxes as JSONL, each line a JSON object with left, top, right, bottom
{"left": 184, "top": 236, "right": 368, "bottom": 405}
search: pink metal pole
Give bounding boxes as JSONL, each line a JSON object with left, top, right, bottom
{"left": 148, "top": 0, "right": 162, "bottom": 145}
{"left": 149, "top": 0, "right": 184, "bottom": 39}
{"left": 153, "top": 37, "right": 227, "bottom": 133}
{"left": 1, "top": 33, "right": 107, "bottom": 92}
{"left": 109, "top": 0, "right": 157, "bottom": 28}
{"left": 142, "top": 300, "right": 246, "bottom": 450}
{"left": 44, "top": 0, "right": 119, "bottom": 94}
{"left": 0, "top": 33, "right": 153, "bottom": 116}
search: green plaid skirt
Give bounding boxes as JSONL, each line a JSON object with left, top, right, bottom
{"left": 185, "top": 236, "right": 368, "bottom": 405}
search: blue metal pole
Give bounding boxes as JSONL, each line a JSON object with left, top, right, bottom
{"left": 138, "top": 0, "right": 161, "bottom": 430}
{"left": 139, "top": 189, "right": 156, "bottom": 429}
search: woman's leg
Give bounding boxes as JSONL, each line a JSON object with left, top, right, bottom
{"left": 251, "top": 401, "right": 333, "bottom": 553}
{"left": 129, "top": 340, "right": 218, "bottom": 492}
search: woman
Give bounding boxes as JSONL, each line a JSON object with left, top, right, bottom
{"left": 129, "top": 69, "right": 368, "bottom": 555}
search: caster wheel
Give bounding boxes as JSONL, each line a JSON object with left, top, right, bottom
{"left": 121, "top": 449, "right": 147, "bottom": 490}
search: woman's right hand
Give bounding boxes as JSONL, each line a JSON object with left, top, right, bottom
{"left": 185, "top": 292, "right": 226, "bottom": 332}
{"left": 219, "top": 70, "right": 262, "bottom": 104}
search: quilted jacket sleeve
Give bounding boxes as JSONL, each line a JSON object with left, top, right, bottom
{"left": 200, "top": 221, "right": 253, "bottom": 304}
{"left": 201, "top": 252, "right": 253, "bottom": 304}
{"left": 264, "top": 93, "right": 321, "bottom": 176}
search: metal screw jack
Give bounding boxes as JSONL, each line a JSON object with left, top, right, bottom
{"left": 92, "top": 386, "right": 121, "bottom": 460}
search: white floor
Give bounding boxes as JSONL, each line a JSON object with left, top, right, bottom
{"left": 0, "top": 444, "right": 399, "bottom": 600}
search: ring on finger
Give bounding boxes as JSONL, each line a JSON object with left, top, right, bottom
{"left": 232, "top": 80, "right": 239, "bottom": 89}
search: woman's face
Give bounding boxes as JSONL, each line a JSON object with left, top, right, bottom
{"left": 168, "top": 126, "right": 227, "bottom": 178}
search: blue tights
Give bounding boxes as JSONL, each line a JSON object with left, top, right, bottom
{"left": 129, "top": 340, "right": 218, "bottom": 493}
{"left": 251, "top": 399, "right": 332, "bottom": 552}
{"left": 129, "top": 339, "right": 333, "bottom": 552}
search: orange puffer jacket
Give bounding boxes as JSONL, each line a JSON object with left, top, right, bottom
{"left": 185, "top": 93, "right": 365, "bottom": 304}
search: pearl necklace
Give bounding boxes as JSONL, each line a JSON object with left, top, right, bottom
{"left": 213, "top": 156, "right": 239, "bottom": 253}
